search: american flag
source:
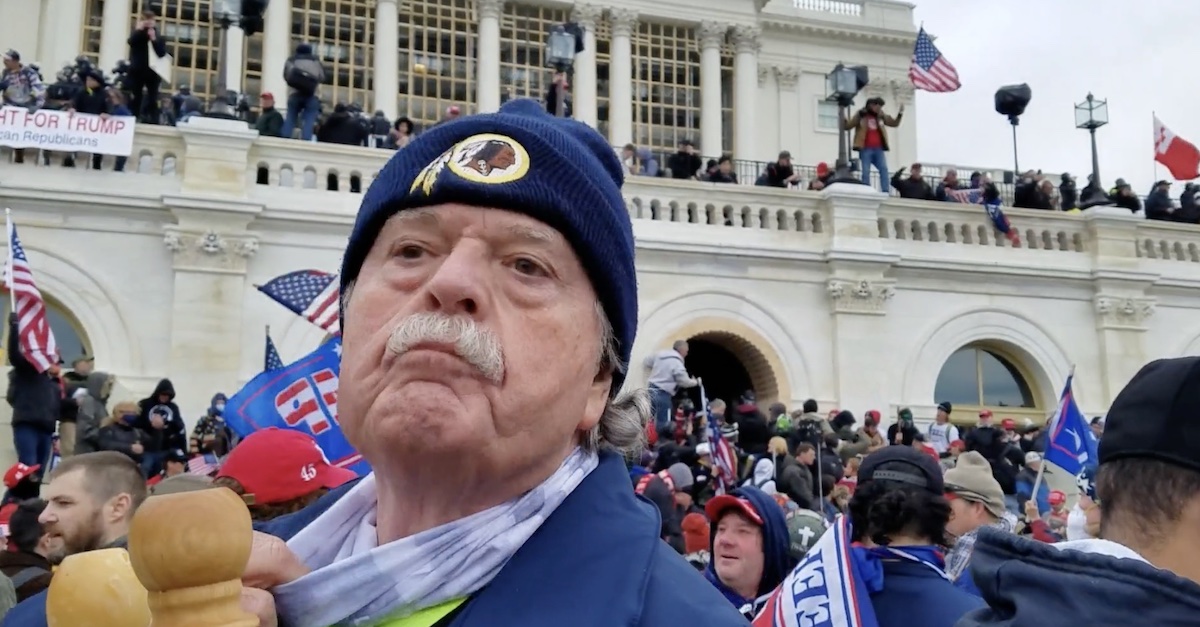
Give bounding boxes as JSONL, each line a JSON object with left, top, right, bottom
{"left": 947, "top": 187, "right": 983, "bottom": 204}
{"left": 909, "top": 28, "right": 961, "bottom": 93}
{"left": 701, "top": 383, "right": 738, "bottom": 495}
{"left": 257, "top": 270, "right": 340, "bottom": 334}
{"left": 187, "top": 453, "right": 219, "bottom": 476}
{"left": 265, "top": 331, "right": 284, "bottom": 371}
{"left": 3, "top": 218, "right": 58, "bottom": 373}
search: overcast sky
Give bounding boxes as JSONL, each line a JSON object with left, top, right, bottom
{"left": 910, "top": 0, "right": 1195, "bottom": 192}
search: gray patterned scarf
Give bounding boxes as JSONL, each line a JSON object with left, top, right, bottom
{"left": 272, "top": 448, "right": 598, "bottom": 627}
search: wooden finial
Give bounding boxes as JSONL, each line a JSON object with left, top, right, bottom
{"left": 128, "top": 487, "right": 259, "bottom": 627}
{"left": 46, "top": 548, "right": 150, "bottom": 627}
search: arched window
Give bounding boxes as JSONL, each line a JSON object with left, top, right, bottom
{"left": 933, "top": 344, "right": 1041, "bottom": 424}
{"left": 1, "top": 295, "right": 92, "bottom": 366}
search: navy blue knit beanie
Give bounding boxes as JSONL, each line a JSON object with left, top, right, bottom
{"left": 340, "top": 99, "right": 637, "bottom": 394}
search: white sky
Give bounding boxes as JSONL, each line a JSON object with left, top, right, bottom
{"left": 910, "top": 0, "right": 1197, "bottom": 192}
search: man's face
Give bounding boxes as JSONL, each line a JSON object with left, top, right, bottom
{"left": 798, "top": 450, "right": 815, "bottom": 465}
{"left": 864, "top": 422, "right": 877, "bottom": 435}
{"left": 674, "top": 490, "right": 693, "bottom": 510}
{"left": 945, "top": 171, "right": 958, "bottom": 185}
{"left": 935, "top": 410, "right": 948, "bottom": 423}
{"left": 74, "top": 359, "right": 93, "bottom": 375}
{"left": 679, "top": 143, "right": 693, "bottom": 154}
{"left": 38, "top": 470, "right": 108, "bottom": 557}
{"left": 1090, "top": 422, "right": 1103, "bottom": 438}
{"left": 713, "top": 511, "right": 764, "bottom": 591}
{"left": 261, "top": 95, "right": 274, "bottom": 109}
{"left": 493, "top": 146, "right": 517, "bottom": 171}
{"left": 719, "top": 161, "right": 731, "bottom": 174}
{"left": 910, "top": 165, "right": 922, "bottom": 178}
{"left": 946, "top": 496, "right": 987, "bottom": 540}
{"left": 979, "top": 415, "right": 992, "bottom": 428}
{"left": 1, "top": 58, "right": 16, "bottom": 72}
{"left": 340, "top": 204, "right": 611, "bottom": 477}
{"left": 165, "top": 460, "right": 185, "bottom": 477}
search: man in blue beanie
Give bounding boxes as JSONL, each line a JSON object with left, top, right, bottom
{"left": 704, "top": 486, "right": 795, "bottom": 619}
{"left": 232, "top": 99, "right": 747, "bottom": 627}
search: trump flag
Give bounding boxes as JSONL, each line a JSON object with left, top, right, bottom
{"left": 1043, "top": 373, "right": 1098, "bottom": 476}
{"left": 226, "top": 336, "right": 370, "bottom": 476}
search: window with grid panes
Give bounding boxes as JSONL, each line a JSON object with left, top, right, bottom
{"left": 630, "top": 22, "right": 714, "bottom": 154}
{"left": 719, "top": 40, "right": 734, "bottom": 156}
{"left": 498, "top": 4, "right": 569, "bottom": 110}
{"left": 242, "top": 30, "right": 264, "bottom": 103}
{"left": 817, "top": 100, "right": 840, "bottom": 131}
{"left": 80, "top": 0, "right": 106, "bottom": 66}
{"left": 116, "top": 0, "right": 222, "bottom": 101}
{"left": 397, "top": 0, "right": 475, "bottom": 130}
{"left": 593, "top": 19, "right": 611, "bottom": 140}
{"left": 292, "top": 0, "right": 374, "bottom": 111}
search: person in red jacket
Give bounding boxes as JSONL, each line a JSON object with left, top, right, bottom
{"left": 0, "top": 464, "right": 41, "bottom": 539}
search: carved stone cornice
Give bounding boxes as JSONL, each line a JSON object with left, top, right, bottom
{"left": 827, "top": 278, "right": 895, "bottom": 315}
{"left": 610, "top": 8, "right": 639, "bottom": 38}
{"left": 758, "top": 65, "right": 770, "bottom": 87}
{"left": 698, "top": 21, "right": 727, "bottom": 49}
{"left": 477, "top": 0, "right": 505, "bottom": 21}
{"left": 731, "top": 25, "right": 762, "bottom": 54}
{"left": 774, "top": 66, "right": 800, "bottom": 90}
{"left": 570, "top": 3, "right": 603, "bottom": 30}
{"left": 164, "top": 228, "right": 258, "bottom": 274}
{"left": 1094, "top": 295, "right": 1155, "bottom": 330}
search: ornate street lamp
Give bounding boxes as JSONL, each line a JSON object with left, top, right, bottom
{"left": 1075, "top": 92, "right": 1109, "bottom": 190}
{"left": 207, "top": 0, "right": 243, "bottom": 118}
{"left": 825, "top": 63, "right": 868, "bottom": 182}
{"left": 545, "top": 24, "right": 578, "bottom": 118}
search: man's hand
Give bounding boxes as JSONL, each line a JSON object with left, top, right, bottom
{"left": 240, "top": 532, "right": 311, "bottom": 626}
{"left": 1023, "top": 499, "right": 1040, "bottom": 522}
{"left": 100, "top": 113, "right": 110, "bottom": 119}
{"left": 131, "top": 442, "right": 143, "bottom": 455}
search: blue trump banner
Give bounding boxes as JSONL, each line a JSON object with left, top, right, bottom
{"left": 1044, "top": 373, "right": 1098, "bottom": 476}
{"left": 226, "top": 336, "right": 370, "bottom": 476}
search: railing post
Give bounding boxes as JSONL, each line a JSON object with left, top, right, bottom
{"left": 175, "top": 117, "right": 260, "bottom": 197}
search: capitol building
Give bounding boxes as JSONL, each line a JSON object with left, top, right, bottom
{"left": 0, "top": 0, "right": 1198, "bottom": 468}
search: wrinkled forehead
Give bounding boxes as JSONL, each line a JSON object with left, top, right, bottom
{"left": 384, "top": 204, "right": 573, "bottom": 252}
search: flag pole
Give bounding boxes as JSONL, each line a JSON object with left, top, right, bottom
{"left": 1030, "top": 363, "right": 1075, "bottom": 509}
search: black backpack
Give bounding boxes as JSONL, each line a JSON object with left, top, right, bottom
{"left": 285, "top": 61, "right": 320, "bottom": 95}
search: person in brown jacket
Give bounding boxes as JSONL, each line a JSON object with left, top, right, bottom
{"left": 0, "top": 499, "right": 56, "bottom": 602}
{"left": 843, "top": 96, "right": 904, "bottom": 193}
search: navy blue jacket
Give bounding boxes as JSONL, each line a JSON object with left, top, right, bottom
{"left": 258, "top": 451, "right": 748, "bottom": 627}
{"left": 957, "top": 527, "right": 1200, "bottom": 626}
{"left": 703, "top": 486, "right": 794, "bottom": 613}
{"left": 872, "top": 557, "right": 982, "bottom": 627}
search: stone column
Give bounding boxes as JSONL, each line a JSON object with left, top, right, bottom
{"left": 697, "top": 21, "right": 725, "bottom": 158}
{"left": 98, "top": 0, "right": 133, "bottom": 72}
{"left": 1084, "top": 206, "right": 1157, "bottom": 402}
{"left": 570, "top": 4, "right": 602, "bottom": 127}
{"left": 774, "top": 66, "right": 800, "bottom": 154}
{"left": 40, "top": 0, "right": 86, "bottom": 70}
{"left": 731, "top": 25, "right": 760, "bottom": 160}
{"left": 476, "top": 0, "right": 505, "bottom": 113}
{"left": 260, "top": 0, "right": 292, "bottom": 101}
{"left": 175, "top": 116, "right": 261, "bottom": 196}
{"left": 224, "top": 25, "right": 246, "bottom": 94}
{"left": 372, "top": 0, "right": 400, "bottom": 118}
{"left": 608, "top": 9, "right": 638, "bottom": 147}
{"left": 820, "top": 185, "right": 900, "bottom": 413}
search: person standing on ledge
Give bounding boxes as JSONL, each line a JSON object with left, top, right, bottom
{"left": 240, "top": 98, "right": 747, "bottom": 627}
{"left": 844, "top": 96, "right": 904, "bottom": 193}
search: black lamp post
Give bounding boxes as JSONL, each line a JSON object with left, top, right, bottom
{"left": 207, "top": 0, "right": 242, "bottom": 118}
{"left": 1074, "top": 92, "right": 1109, "bottom": 189}
{"left": 545, "top": 24, "right": 577, "bottom": 118}
{"left": 825, "top": 63, "right": 868, "bottom": 183}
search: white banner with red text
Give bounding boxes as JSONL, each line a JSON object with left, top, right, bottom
{"left": 0, "top": 106, "right": 136, "bottom": 156}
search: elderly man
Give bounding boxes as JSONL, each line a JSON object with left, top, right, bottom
{"left": 241, "top": 99, "right": 745, "bottom": 626}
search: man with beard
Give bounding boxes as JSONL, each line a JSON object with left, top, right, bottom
{"left": 0, "top": 499, "right": 59, "bottom": 601}
{"left": 2, "top": 452, "right": 147, "bottom": 626}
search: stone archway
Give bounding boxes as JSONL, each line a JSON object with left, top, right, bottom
{"left": 657, "top": 318, "right": 789, "bottom": 408}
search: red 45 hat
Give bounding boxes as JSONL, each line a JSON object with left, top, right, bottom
{"left": 3, "top": 463, "right": 39, "bottom": 489}
{"left": 216, "top": 428, "right": 356, "bottom": 505}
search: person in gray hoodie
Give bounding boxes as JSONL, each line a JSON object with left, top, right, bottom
{"left": 72, "top": 372, "right": 115, "bottom": 456}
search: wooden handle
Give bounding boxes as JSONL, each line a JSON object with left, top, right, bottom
{"left": 46, "top": 548, "right": 150, "bottom": 627}
{"left": 128, "top": 487, "right": 259, "bottom": 627}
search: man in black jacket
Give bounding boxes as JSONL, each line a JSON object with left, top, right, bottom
{"left": 134, "top": 379, "right": 187, "bottom": 476}
{"left": 666, "top": 139, "right": 702, "bottom": 180}
{"left": 66, "top": 70, "right": 110, "bottom": 170}
{"left": 891, "top": 163, "right": 935, "bottom": 200}
{"left": 6, "top": 315, "right": 61, "bottom": 473}
{"left": 1145, "top": 180, "right": 1176, "bottom": 222}
{"left": 125, "top": 9, "right": 168, "bottom": 123}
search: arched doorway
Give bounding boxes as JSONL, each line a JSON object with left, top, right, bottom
{"left": 933, "top": 342, "right": 1044, "bottom": 427}
{"left": 1, "top": 295, "right": 92, "bottom": 365}
{"left": 674, "top": 329, "right": 782, "bottom": 413}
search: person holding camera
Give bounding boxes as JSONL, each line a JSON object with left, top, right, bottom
{"left": 843, "top": 96, "right": 904, "bottom": 192}
{"left": 126, "top": 9, "right": 168, "bottom": 124}
{"left": 281, "top": 43, "right": 326, "bottom": 141}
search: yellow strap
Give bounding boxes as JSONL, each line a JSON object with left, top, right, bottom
{"left": 376, "top": 598, "right": 466, "bottom": 627}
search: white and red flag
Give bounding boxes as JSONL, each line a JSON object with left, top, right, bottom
{"left": 1154, "top": 115, "right": 1200, "bottom": 181}
{"left": 3, "top": 212, "right": 58, "bottom": 373}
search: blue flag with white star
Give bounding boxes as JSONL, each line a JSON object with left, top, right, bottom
{"left": 227, "top": 336, "right": 369, "bottom": 475}
{"left": 1044, "top": 374, "right": 1098, "bottom": 476}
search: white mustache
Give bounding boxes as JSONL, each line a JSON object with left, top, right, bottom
{"left": 385, "top": 313, "right": 505, "bottom": 384}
